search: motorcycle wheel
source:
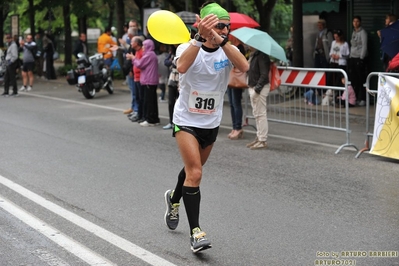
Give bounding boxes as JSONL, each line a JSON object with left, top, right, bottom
{"left": 105, "top": 78, "right": 114, "bottom": 94}
{"left": 81, "top": 84, "right": 96, "bottom": 99}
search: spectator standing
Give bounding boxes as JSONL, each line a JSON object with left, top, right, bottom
{"left": 19, "top": 34, "right": 37, "bottom": 92}
{"left": 348, "top": 16, "right": 368, "bottom": 106}
{"left": 329, "top": 29, "right": 349, "bottom": 86}
{"left": 13, "top": 35, "right": 21, "bottom": 75}
{"left": 117, "top": 27, "right": 139, "bottom": 115}
{"left": 73, "top": 33, "right": 87, "bottom": 59}
{"left": 130, "top": 39, "right": 160, "bottom": 126}
{"left": 97, "top": 27, "right": 117, "bottom": 69}
{"left": 121, "top": 22, "right": 129, "bottom": 44}
{"left": 227, "top": 37, "right": 246, "bottom": 140}
{"left": 2, "top": 34, "right": 19, "bottom": 97}
{"left": 377, "top": 14, "right": 397, "bottom": 70}
{"left": 145, "top": 26, "right": 160, "bottom": 55}
{"left": 157, "top": 44, "right": 169, "bottom": 102}
{"left": 314, "top": 19, "right": 333, "bottom": 69}
{"left": 34, "top": 32, "right": 44, "bottom": 79}
{"left": 129, "top": 19, "right": 143, "bottom": 36}
{"left": 42, "top": 32, "right": 57, "bottom": 80}
{"left": 129, "top": 36, "right": 144, "bottom": 122}
{"left": 246, "top": 46, "right": 271, "bottom": 150}
{"left": 121, "top": 22, "right": 130, "bottom": 86}
{"left": 163, "top": 44, "right": 179, "bottom": 130}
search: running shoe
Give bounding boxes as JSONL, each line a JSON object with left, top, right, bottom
{"left": 164, "top": 189, "right": 180, "bottom": 230}
{"left": 190, "top": 227, "right": 212, "bottom": 253}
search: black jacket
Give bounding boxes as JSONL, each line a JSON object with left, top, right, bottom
{"left": 247, "top": 50, "right": 270, "bottom": 91}
{"left": 73, "top": 40, "right": 87, "bottom": 58}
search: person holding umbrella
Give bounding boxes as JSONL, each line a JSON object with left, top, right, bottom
{"left": 246, "top": 46, "right": 270, "bottom": 150}
{"left": 163, "top": 1, "right": 249, "bottom": 253}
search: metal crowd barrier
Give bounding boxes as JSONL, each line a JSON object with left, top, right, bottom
{"left": 243, "top": 66, "right": 358, "bottom": 154}
{"left": 355, "top": 72, "right": 399, "bottom": 158}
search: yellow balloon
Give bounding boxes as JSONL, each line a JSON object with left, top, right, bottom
{"left": 147, "top": 10, "right": 191, "bottom": 44}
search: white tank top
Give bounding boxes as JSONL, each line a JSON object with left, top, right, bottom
{"left": 173, "top": 43, "right": 234, "bottom": 129}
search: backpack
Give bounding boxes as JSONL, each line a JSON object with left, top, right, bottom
{"left": 269, "top": 62, "right": 281, "bottom": 91}
{"left": 27, "top": 44, "right": 39, "bottom": 59}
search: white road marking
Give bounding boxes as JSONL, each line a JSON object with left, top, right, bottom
{"left": 33, "top": 249, "right": 71, "bottom": 266}
{"left": 21, "top": 93, "right": 125, "bottom": 112}
{"left": 0, "top": 196, "right": 114, "bottom": 266}
{"left": 0, "top": 175, "right": 177, "bottom": 266}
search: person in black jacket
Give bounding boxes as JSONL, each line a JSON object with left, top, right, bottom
{"left": 2, "top": 34, "right": 19, "bottom": 96}
{"left": 43, "top": 32, "right": 57, "bottom": 80}
{"left": 73, "top": 33, "right": 87, "bottom": 59}
{"left": 246, "top": 47, "right": 271, "bottom": 150}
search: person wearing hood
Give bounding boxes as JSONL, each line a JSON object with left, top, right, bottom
{"left": 162, "top": 1, "right": 249, "bottom": 253}
{"left": 128, "top": 39, "right": 160, "bottom": 126}
{"left": 348, "top": 16, "right": 368, "bottom": 106}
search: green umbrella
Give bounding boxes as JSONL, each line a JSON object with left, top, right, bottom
{"left": 230, "top": 27, "right": 287, "bottom": 62}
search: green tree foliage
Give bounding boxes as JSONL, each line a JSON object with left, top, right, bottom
{"left": 230, "top": 0, "right": 292, "bottom": 44}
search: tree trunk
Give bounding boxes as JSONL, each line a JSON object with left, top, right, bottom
{"left": 107, "top": 2, "right": 114, "bottom": 29}
{"left": 63, "top": 3, "right": 72, "bottom": 66}
{"left": 0, "top": 4, "right": 4, "bottom": 47}
{"left": 292, "top": 0, "right": 303, "bottom": 67}
{"left": 29, "top": 0, "right": 35, "bottom": 36}
{"left": 116, "top": 0, "right": 125, "bottom": 39}
{"left": 78, "top": 16, "right": 87, "bottom": 37}
{"left": 116, "top": 0, "right": 125, "bottom": 77}
{"left": 254, "top": 0, "right": 277, "bottom": 33}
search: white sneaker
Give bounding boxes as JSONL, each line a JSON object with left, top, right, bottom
{"left": 358, "top": 100, "right": 366, "bottom": 106}
{"left": 26, "top": 86, "right": 32, "bottom": 91}
{"left": 140, "top": 121, "right": 159, "bottom": 127}
{"left": 163, "top": 123, "right": 173, "bottom": 130}
{"left": 140, "top": 121, "right": 150, "bottom": 127}
{"left": 19, "top": 86, "right": 26, "bottom": 92}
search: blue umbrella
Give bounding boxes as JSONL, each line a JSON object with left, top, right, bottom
{"left": 380, "top": 20, "right": 399, "bottom": 59}
{"left": 230, "top": 27, "right": 287, "bottom": 62}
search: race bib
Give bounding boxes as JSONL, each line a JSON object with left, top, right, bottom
{"left": 188, "top": 89, "right": 221, "bottom": 114}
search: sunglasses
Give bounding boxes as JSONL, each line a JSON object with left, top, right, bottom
{"left": 215, "top": 22, "right": 230, "bottom": 30}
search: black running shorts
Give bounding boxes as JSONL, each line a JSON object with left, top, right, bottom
{"left": 173, "top": 125, "right": 219, "bottom": 149}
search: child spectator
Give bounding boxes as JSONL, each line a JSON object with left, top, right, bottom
{"left": 336, "top": 76, "right": 356, "bottom": 107}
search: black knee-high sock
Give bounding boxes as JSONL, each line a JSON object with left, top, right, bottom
{"left": 171, "top": 167, "right": 185, "bottom": 204}
{"left": 182, "top": 186, "right": 201, "bottom": 234}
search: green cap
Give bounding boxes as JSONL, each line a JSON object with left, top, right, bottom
{"left": 200, "top": 3, "right": 230, "bottom": 20}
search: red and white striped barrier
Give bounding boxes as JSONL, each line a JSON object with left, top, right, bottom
{"left": 278, "top": 69, "right": 326, "bottom": 86}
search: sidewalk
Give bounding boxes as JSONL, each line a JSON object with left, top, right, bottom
{"left": 43, "top": 77, "right": 374, "bottom": 129}
{"left": 29, "top": 77, "right": 373, "bottom": 150}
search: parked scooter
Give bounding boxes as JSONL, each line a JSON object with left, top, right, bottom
{"left": 66, "top": 53, "right": 113, "bottom": 99}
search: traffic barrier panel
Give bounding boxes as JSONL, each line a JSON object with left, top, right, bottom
{"left": 243, "top": 66, "right": 358, "bottom": 154}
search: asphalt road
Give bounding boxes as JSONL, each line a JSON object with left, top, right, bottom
{"left": 0, "top": 79, "right": 398, "bottom": 266}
